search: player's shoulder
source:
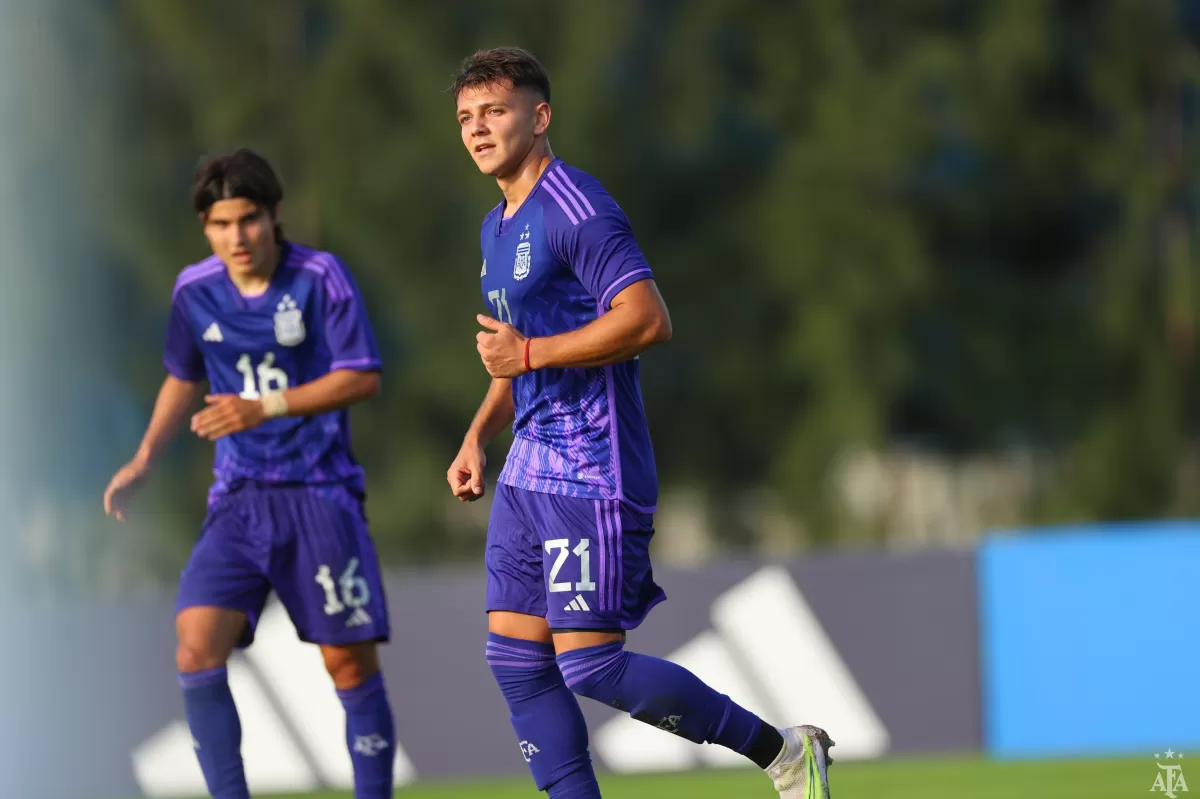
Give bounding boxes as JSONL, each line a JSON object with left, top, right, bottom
{"left": 534, "top": 159, "right": 626, "bottom": 231}
{"left": 280, "top": 241, "right": 359, "bottom": 300}
{"left": 171, "top": 254, "right": 224, "bottom": 301}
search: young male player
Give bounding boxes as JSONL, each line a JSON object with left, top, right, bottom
{"left": 446, "top": 48, "right": 836, "bottom": 799}
{"left": 104, "top": 149, "right": 396, "bottom": 799}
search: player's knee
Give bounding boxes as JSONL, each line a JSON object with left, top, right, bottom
{"left": 321, "top": 642, "right": 379, "bottom": 691}
{"left": 556, "top": 642, "right": 628, "bottom": 699}
{"left": 175, "top": 640, "right": 228, "bottom": 673}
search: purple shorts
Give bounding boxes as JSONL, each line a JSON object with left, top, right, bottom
{"left": 485, "top": 482, "right": 666, "bottom": 631}
{"left": 176, "top": 485, "right": 390, "bottom": 648}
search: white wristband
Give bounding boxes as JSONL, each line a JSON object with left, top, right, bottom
{"left": 260, "top": 392, "right": 289, "bottom": 419}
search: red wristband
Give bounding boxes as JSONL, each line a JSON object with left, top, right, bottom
{"left": 523, "top": 338, "right": 533, "bottom": 373}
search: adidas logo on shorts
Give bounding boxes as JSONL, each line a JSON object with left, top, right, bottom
{"left": 562, "top": 594, "right": 591, "bottom": 612}
{"left": 345, "top": 608, "right": 373, "bottom": 628}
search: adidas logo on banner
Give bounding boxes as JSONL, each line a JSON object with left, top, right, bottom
{"left": 202, "top": 322, "right": 223, "bottom": 343}
{"left": 131, "top": 599, "right": 416, "bottom": 796}
{"left": 593, "top": 566, "right": 890, "bottom": 773}
{"left": 563, "top": 594, "right": 591, "bottom": 612}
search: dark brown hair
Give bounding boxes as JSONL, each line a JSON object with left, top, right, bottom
{"left": 191, "top": 148, "right": 284, "bottom": 219}
{"left": 451, "top": 47, "right": 551, "bottom": 103}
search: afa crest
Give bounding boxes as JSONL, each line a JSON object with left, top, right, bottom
{"left": 274, "top": 294, "right": 305, "bottom": 347}
{"left": 514, "top": 223, "right": 532, "bottom": 281}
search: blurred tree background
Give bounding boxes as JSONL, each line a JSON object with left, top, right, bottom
{"left": 5, "top": 0, "right": 1198, "bottom": 596}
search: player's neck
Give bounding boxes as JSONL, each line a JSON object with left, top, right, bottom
{"left": 225, "top": 240, "right": 282, "bottom": 296}
{"left": 496, "top": 145, "right": 554, "bottom": 218}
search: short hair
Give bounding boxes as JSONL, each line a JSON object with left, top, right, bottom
{"left": 451, "top": 47, "right": 551, "bottom": 103}
{"left": 191, "top": 148, "right": 284, "bottom": 218}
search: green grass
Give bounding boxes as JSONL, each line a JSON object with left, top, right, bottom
{"left": 236, "top": 755, "right": 1150, "bottom": 799}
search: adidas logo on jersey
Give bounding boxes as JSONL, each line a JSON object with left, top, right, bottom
{"left": 345, "top": 608, "right": 373, "bottom": 628}
{"left": 202, "top": 322, "right": 223, "bottom": 343}
{"left": 563, "top": 594, "right": 591, "bottom": 612}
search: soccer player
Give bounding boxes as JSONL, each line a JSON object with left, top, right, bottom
{"left": 446, "top": 49, "right": 836, "bottom": 799}
{"left": 103, "top": 150, "right": 396, "bottom": 799}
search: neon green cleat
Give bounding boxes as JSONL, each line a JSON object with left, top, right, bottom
{"left": 764, "top": 725, "right": 834, "bottom": 798}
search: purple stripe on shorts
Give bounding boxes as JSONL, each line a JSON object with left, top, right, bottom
{"left": 594, "top": 501, "right": 608, "bottom": 613}
{"left": 598, "top": 500, "right": 611, "bottom": 611}
{"left": 611, "top": 500, "right": 624, "bottom": 613}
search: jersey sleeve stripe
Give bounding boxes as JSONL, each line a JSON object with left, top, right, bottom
{"left": 599, "top": 267, "right": 653, "bottom": 309}
{"left": 301, "top": 254, "right": 351, "bottom": 303}
{"left": 314, "top": 252, "right": 354, "bottom": 302}
{"left": 555, "top": 166, "right": 597, "bottom": 217}
{"left": 541, "top": 179, "right": 580, "bottom": 225}
{"left": 545, "top": 169, "right": 592, "bottom": 222}
{"left": 330, "top": 356, "right": 381, "bottom": 371}
{"left": 172, "top": 262, "right": 223, "bottom": 299}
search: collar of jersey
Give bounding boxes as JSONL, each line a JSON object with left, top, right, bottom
{"left": 223, "top": 241, "right": 294, "bottom": 310}
{"left": 492, "top": 157, "right": 562, "bottom": 237}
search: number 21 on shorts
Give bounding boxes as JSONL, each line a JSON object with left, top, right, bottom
{"left": 545, "top": 539, "right": 596, "bottom": 593}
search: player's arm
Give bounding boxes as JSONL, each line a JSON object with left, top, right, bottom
{"left": 104, "top": 375, "right": 204, "bottom": 520}
{"left": 475, "top": 279, "right": 671, "bottom": 377}
{"left": 190, "top": 369, "right": 381, "bottom": 442}
{"left": 447, "top": 377, "right": 515, "bottom": 501}
{"left": 528, "top": 279, "right": 670, "bottom": 369}
{"left": 272, "top": 368, "right": 382, "bottom": 416}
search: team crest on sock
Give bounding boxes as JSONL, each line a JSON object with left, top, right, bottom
{"left": 519, "top": 740, "right": 541, "bottom": 762}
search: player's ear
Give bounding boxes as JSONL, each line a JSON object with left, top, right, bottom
{"left": 533, "top": 101, "right": 551, "bottom": 136}
{"left": 268, "top": 203, "right": 284, "bottom": 243}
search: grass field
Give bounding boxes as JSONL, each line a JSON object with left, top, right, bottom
{"left": 233, "top": 755, "right": 1150, "bottom": 799}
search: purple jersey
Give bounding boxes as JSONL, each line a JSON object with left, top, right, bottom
{"left": 165, "top": 242, "right": 382, "bottom": 504}
{"left": 480, "top": 159, "right": 658, "bottom": 512}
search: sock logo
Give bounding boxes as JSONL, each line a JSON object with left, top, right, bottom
{"left": 353, "top": 734, "right": 390, "bottom": 757}
{"left": 656, "top": 715, "right": 683, "bottom": 735}
{"left": 593, "top": 566, "right": 890, "bottom": 773}
{"left": 519, "top": 740, "right": 541, "bottom": 762}
{"left": 131, "top": 599, "right": 416, "bottom": 796}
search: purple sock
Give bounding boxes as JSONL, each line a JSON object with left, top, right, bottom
{"left": 337, "top": 672, "right": 396, "bottom": 799}
{"left": 179, "top": 666, "right": 249, "bottom": 799}
{"left": 487, "top": 634, "right": 600, "bottom": 798}
{"left": 557, "top": 642, "right": 765, "bottom": 759}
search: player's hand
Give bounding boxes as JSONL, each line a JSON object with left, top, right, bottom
{"left": 190, "top": 394, "right": 267, "bottom": 441}
{"left": 104, "top": 457, "right": 151, "bottom": 522}
{"left": 476, "top": 314, "right": 527, "bottom": 378}
{"left": 447, "top": 440, "right": 487, "bottom": 501}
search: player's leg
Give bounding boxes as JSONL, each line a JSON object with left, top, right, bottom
{"left": 268, "top": 487, "right": 395, "bottom": 799}
{"left": 174, "top": 497, "right": 273, "bottom": 799}
{"left": 485, "top": 484, "right": 599, "bottom": 799}
{"left": 541, "top": 497, "right": 835, "bottom": 797}
{"left": 319, "top": 640, "right": 396, "bottom": 798}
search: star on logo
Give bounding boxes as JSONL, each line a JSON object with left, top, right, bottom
{"left": 520, "top": 224, "right": 531, "bottom": 241}
{"left": 1166, "top": 749, "right": 1178, "bottom": 759}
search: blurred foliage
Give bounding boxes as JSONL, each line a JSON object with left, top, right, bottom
{"left": 7, "top": 0, "right": 1199, "bottom": 591}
